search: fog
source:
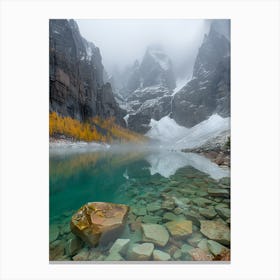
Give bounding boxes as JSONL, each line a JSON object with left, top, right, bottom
{"left": 76, "top": 19, "right": 211, "bottom": 80}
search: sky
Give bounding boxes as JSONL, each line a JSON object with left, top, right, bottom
{"left": 76, "top": 19, "right": 211, "bottom": 80}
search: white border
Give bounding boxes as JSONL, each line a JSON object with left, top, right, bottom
{"left": 0, "top": 0, "right": 279, "bottom": 279}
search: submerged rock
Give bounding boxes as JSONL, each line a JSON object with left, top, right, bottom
{"left": 70, "top": 202, "right": 129, "bottom": 247}
{"left": 65, "top": 237, "right": 83, "bottom": 256}
{"left": 183, "top": 211, "right": 201, "bottom": 226}
{"left": 186, "top": 232, "right": 204, "bottom": 247}
{"left": 72, "top": 248, "right": 90, "bottom": 261}
{"left": 146, "top": 202, "right": 161, "bottom": 212}
{"left": 197, "top": 239, "right": 211, "bottom": 254}
{"left": 188, "top": 248, "right": 213, "bottom": 261}
{"left": 181, "top": 244, "right": 195, "bottom": 256}
{"left": 161, "top": 199, "right": 175, "bottom": 210}
{"left": 109, "top": 238, "right": 130, "bottom": 256}
{"left": 215, "top": 207, "right": 230, "bottom": 220}
{"left": 105, "top": 251, "right": 124, "bottom": 261}
{"left": 128, "top": 243, "right": 154, "bottom": 261}
{"left": 207, "top": 188, "right": 229, "bottom": 198}
{"left": 49, "top": 240, "right": 65, "bottom": 260}
{"left": 173, "top": 249, "right": 182, "bottom": 260}
{"left": 207, "top": 240, "right": 230, "bottom": 257}
{"left": 142, "top": 224, "right": 169, "bottom": 246}
{"left": 132, "top": 206, "right": 147, "bottom": 216}
{"left": 199, "top": 207, "right": 217, "bottom": 219}
{"left": 50, "top": 225, "right": 60, "bottom": 243}
{"left": 192, "top": 197, "right": 214, "bottom": 208}
{"left": 142, "top": 215, "right": 161, "bottom": 224}
{"left": 153, "top": 249, "right": 171, "bottom": 261}
{"left": 200, "top": 220, "right": 230, "bottom": 245}
{"left": 165, "top": 220, "right": 192, "bottom": 239}
{"left": 163, "top": 212, "right": 185, "bottom": 222}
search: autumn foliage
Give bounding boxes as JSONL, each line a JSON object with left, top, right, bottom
{"left": 49, "top": 111, "right": 146, "bottom": 143}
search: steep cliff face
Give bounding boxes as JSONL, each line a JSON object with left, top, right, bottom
{"left": 172, "top": 20, "right": 230, "bottom": 128}
{"left": 49, "top": 19, "right": 125, "bottom": 125}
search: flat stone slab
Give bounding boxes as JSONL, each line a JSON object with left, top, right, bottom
{"left": 72, "top": 248, "right": 90, "bottom": 261}
{"left": 192, "top": 197, "right": 214, "bottom": 208}
{"left": 105, "top": 251, "right": 124, "bottom": 261}
{"left": 197, "top": 238, "right": 211, "bottom": 254}
{"left": 66, "top": 237, "right": 83, "bottom": 256}
{"left": 109, "top": 238, "right": 130, "bottom": 256}
{"left": 183, "top": 211, "right": 201, "bottom": 226}
{"left": 128, "top": 243, "right": 154, "bottom": 261}
{"left": 199, "top": 207, "right": 217, "bottom": 219}
{"left": 186, "top": 232, "right": 204, "bottom": 247}
{"left": 142, "top": 224, "right": 169, "bottom": 246}
{"left": 146, "top": 202, "right": 161, "bottom": 212}
{"left": 70, "top": 202, "right": 129, "bottom": 246}
{"left": 208, "top": 188, "right": 229, "bottom": 198}
{"left": 165, "top": 220, "right": 192, "bottom": 239}
{"left": 163, "top": 212, "right": 185, "bottom": 222}
{"left": 153, "top": 249, "right": 171, "bottom": 261}
{"left": 132, "top": 207, "right": 147, "bottom": 216}
{"left": 181, "top": 244, "right": 195, "bottom": 255}
{"left": 215, "top": 207, "right": 230, "bottom": 220}
{"left": 207, "top": 240, "right": 230, "bottom": 257}
{"left": 50, "top": 225, "right": 60, "bottom": 243}
{"left": 142, "top": 215, "right": 161, "bottom": 224}
{"left": 200, "top": 220, "right": 230, "bottom": 246}
{"left": 188, "top": 248, "right": 213, "bottom": 261}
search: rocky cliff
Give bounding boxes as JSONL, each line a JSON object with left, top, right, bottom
{"left": 123, "top": 45, "right": 176, "bottom": 133}
{"left": 49, "top": 19, "right": 125, "bottom": 125}
{"left": 171, "top": 20, "right": 230, "bottom": 127}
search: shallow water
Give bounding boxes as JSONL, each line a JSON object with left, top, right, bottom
{"left": 49, "top": 146, "right": 230, "bottom": 261}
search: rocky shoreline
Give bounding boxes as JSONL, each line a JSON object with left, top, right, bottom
{"left": 182, "top": 131, "right": 230, "bottom": 168}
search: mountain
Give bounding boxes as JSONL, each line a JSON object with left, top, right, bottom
{"left": 121, "top": 45, "right": 176, "bottom": 133}
{"left": 171, "top": 20, "right": 230, "bottom": 127}
{"left": 49, "top": 19, "right": 125, "bottom": 125}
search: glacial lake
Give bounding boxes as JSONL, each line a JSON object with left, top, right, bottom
{"left": 49, "top": 145, "right": 230, "bottom": 261}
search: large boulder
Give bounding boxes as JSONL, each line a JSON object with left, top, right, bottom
{"left": 70, "top": 202, "right": 129, "bottom": 247}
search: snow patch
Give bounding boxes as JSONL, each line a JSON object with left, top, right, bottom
{"left": 146, "top": 116, "right": 189, "bottom": 142}
{"left": 175, "top": 114, "right": 230, "bottom": 149}
{"left": 146, "top": 114, "right": 230, "bottom": 150}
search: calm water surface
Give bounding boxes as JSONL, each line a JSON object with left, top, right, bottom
{"left": 49, "top": 145, "right": 230, "bottom": 261}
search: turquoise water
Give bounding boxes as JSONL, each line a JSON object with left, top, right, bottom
{"left": 49, "top": 146, "right": 230, "bottom": 261}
